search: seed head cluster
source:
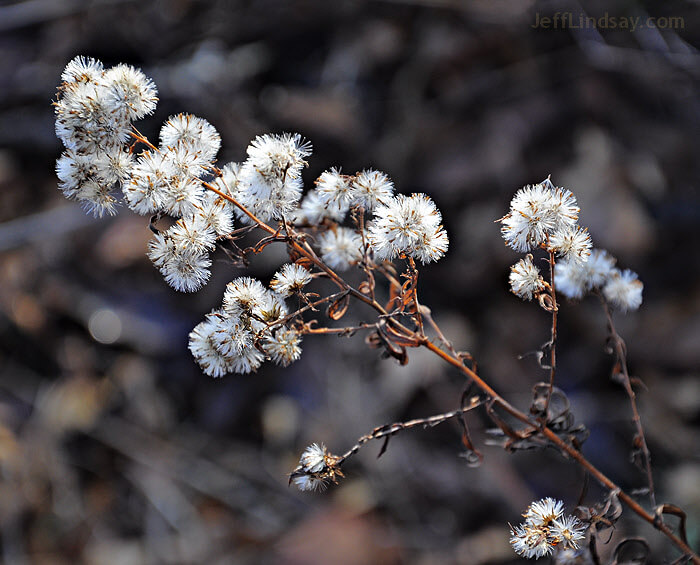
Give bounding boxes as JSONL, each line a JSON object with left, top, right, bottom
{"left": 289, "top": 443, "right": 344, "bottom": 492}
{"left": 499, "top": 178, "right": 591, "bottom": 263}
{"left": 499, "top": 178, "right": 643, "bottom": 312}
{"left": 54, "top": 57, "right": 642, "bottom": 386}
{"left": 554, "top": 249, "right": 643, "bottom": 310}
{"left": 367, "top": 193, "right": 449, "bottom": 264}
{"left": 188, "top": 276, "right": 303, "bottom": 376}
{"left": 510, "top": 498, "right": 587, "bottom": 559}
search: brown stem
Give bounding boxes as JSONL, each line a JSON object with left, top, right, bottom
{"left": 202, "top": 179, "right": 389, "bottom": 317}
{"left": 269, "top": 290, "right": 348, "bottom": 328}
{"left": 543, "top": 250, "right": 558, "bottom": 422}
{"left": 421, "top": 338, "right": 697, "bottom": 563}
{"left": 408, "top": 256, "right": 424, "bottom": 336}
{"left": 301, "top": 323, "right": 376, "bottom": 335}
{"left": 129, "top": 128, "right": 158, "bottom": 151}
{"left": 597, "top": 293, "right": 656, "bottom": 509}
{"left": 337, "top": 395, "right": 483, "bottom": 464}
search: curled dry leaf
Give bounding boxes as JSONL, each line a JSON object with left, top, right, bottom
{"left": 326, "top": 292, "right": 350, "bottom": 320}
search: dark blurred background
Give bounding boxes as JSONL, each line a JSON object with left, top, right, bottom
{"left": 0, "top": 0, "right": 698, "bottom": 563}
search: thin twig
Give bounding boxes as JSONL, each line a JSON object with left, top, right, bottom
{"left": 597, "top": 293, "right": 656, "bottom": 508}
{"left": 543, "top": 250, "right": 559, "bottom": 422}
{"left": 337, "top": 395, "right": 484, "bottom": 464}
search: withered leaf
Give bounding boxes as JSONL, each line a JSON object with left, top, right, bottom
{"left": 327, "top": 292, "right": 350, "bottom": 320}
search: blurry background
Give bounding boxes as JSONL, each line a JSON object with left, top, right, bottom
{"left": 0, "top": 0, "right": 698, "bottom": 563}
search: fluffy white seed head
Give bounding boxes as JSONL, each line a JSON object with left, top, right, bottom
{"left": 550, "top": 515, "right": 586, "bottom": 550}
{"left": 149, "top": 233, "right": 211, "bottom": 292}
{"left": 188, "top": 315, "right": 234, "bottom": 378}
{"left": 295, "top": 190, "right": 347, "bottom": 224}
{"left": 250, "top": 291, "right": 288, "bottom": 332}
{"left": 209, "top": 313, "right": 253, "bottom": 358}
{"left": 314, "top": 168, "right": 353, "bottom": 215}
{"left": 228, "top": 345, "right": 266, "bottom": 374}
{"left": 292, "top": 473, "right": 329, "bottom": 492}
{"left": 523, "top": 497, "right": 565, "bottom": 527}
{"left": 168, "top": 214, "right": 218, "bottom": 254}
{"left": 263, "top": 328, "right": 303, "bottom": 367}
{"left": 602, "top": 268, "right": 643, "bottom": 311}
{"left": 509, "top": 254, "right": 546, "bottom": 301}
{"left": 55, "top": 80, "right": 132, "bottom": 153}
{"left": 510, "top": 498, "right": 585, "bottom": 560}
{"left": 123, "top": 150, "right": 173, "bottom": 215}
{"left": 159, "top": 113, "right": 221, "bottom": 163}
{"left": 548, "top": 225, "right": 592, "bottom": 264}
{"left": 510, "top": 524, "right": 554, "bottom": 559}
{"left": 213, "top": 162, "right": 242, "bottom": 196}
{"left": 76, "top": 179, "right": 119, "bottom": 217}
{"left": 500, "top": 179, "right": 585, "bottom": 255}
{"left": 245, "top": 132, "right": 311, "bottom": 180}
{"left": 161, "top": 247, "right": 212, "bottom": 293}
{"left": 236, "top": 162, "right": 304, "bottom": 223}
{"left": 56, "top": 149, "right": 122, "bottom": 200}
{"left": 60, "top": 56, "right": 104, "bottom": 84}
{"left": 554, "top": 248, "right": 617, "bottom": 300}
{"left": 547, "top": 185, "right": 580, "bottom": 232}
{"left": 318, "top": 227, "right": 363, "bottom": 271}
{"left": 500, "top": 182, "right": 558, "bottom": 252}
{"left": 350, "top": 169, "right": 394, "bottom": 210}
{"left": 195, "top": 190, "right": 235, "bottom": 236}
{"left": 299, "top": 443, "right": 327, "bottom": 473}
{"left": 270, "top": 263, "right": 313, "bottom": 297}
{"left": 103, "top": 63, "right": 158, "bottom": 121}
{"left": 222, "top": 277, "right": 269, "bottom": 315}
{"left": 367, "top": 193, "right": 449, "bottom": 264}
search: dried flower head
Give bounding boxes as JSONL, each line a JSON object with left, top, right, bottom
{"left": 548, "top": 225, "right": 592, "bottom": 265}
{"left": 318, "top": 227, "right": 363, "bottom": 271}
{"left": 550, "top": 515, "right": 586, "bottom": 550}
{"left": 263, "top": 328, "right": 303, "bottom": 367}
{"left": 159, "top": 113, "right": 221, "bottom": 163}
{"left": 523, "top": 497, "right": 565, "bottom": 526}
{"left": 290, "top": 443, "right": 344, "bottom": 492}
{"left": 554, "top": 248, "right": 617, "bottom": 299}
{"left": 270, "top": 263, "right": 313, "bottom": 297}
{"left": 509, "top": 254, "right": 547, "bottom": 301}
{"left": 315, "top": 167, "right": 353, "bottom": 216}
{"left": 499, "top": 179, "right": 584, "bottom": 255}
{"left": 367, "top": 193, "right": 449, "bottom": 264}
{"left": 350, "top": 169, "right": 394, "bottom": 210}
{"left": 602, "top": 269, "right": 643, "bottom": 311}
{"left": 103, "top": 63, "right": 158, "bottom": 121}
{"left": 510, "top": 499, "right": 588, "bottom": 560}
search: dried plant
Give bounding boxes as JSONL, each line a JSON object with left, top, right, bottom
{"left": 52, "top": 56, "right": 698, "bottom": 563}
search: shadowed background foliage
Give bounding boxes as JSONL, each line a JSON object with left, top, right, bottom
{"left": 0, "top": 0, "right": 698, "bottom": 563}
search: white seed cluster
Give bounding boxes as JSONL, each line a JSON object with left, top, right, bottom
{"left": 501, "top": 179, "right": 643, "bottom": 311}
{"left": 367, "top": 193, "right": 449, "bottom": 264}
{"left": 509, "top": 254, "right": 546, "bottom": 301}
{"left": 290, "top": 443, "right": 344, "bottom": 492}
{"left": 500, "top": 178, "right": 594, "bottom": 304}
{"left": 55, "top": 56, "right": 235, "bottom": 294}
{"left": 555, "top": 251, "right": 643, "bottom": 311}
{"left": 188, "top": 276, "right": 303, "bottom": 376}
{"left": 510, "top": 498, "right": 587, "bottom": 559}
{"left": 52, "top": 57, "right": 466, "bottom": 378}
{"left": 54, "top": 56, "right": 157, "bottom": 216}
{"left": 500, "top": 178, "right": 591, "bottom": 263}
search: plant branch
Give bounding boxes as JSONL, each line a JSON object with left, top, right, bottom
{"left": 420, "top": 335, "right": 697, "bottom": 563}
{"left": 597, "top": 292, "right": 656, "bottom": 509}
